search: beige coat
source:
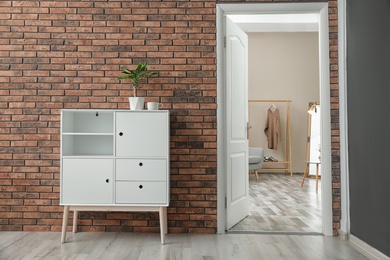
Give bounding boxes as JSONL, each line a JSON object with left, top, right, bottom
{"left": 264, "top": 107, "right": 281, "bottom": 150}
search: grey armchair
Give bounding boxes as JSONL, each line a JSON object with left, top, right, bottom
{"left": 249, "top": 147, "right": 264, "bottom": 181}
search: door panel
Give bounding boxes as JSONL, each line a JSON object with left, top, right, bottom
{"left": 231, "top": 153, "right": 247, "bottom": 201}
{"left": 62, "top": 159, "right": 114, "bottom": 204}
{"left": 226, "top": 16, "right": 249, "bottom": 229}
{"left": 116, "top": 112, "right": 168, "bottom": 157}
{"left": 230, "top": 40, "right": 247, "bottom": 141}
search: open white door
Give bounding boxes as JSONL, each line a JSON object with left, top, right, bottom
{"left": 226, "top": 16, "right": 249, "bottom": 229}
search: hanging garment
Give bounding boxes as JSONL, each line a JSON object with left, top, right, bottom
{"left": 264, "top": 106, "right": 281, "bottom": 150}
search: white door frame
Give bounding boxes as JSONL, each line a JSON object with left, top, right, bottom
{"left": 217, "top": 2, "right": 333, "bottom": 236}
{"left": 337, "top": 0, "right": 350, "bottom": 237}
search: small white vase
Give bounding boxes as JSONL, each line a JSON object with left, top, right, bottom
{"left": 129, "top": 97, "right": 144, "bottom": 110}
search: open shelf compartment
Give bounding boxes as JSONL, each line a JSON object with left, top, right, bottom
{"left": 62, "top": 110, "right": 114, "bottom": 134}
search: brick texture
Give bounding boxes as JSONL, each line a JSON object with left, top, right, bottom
{"left": 0, "top": 0, "right": 340, "bottom": 235}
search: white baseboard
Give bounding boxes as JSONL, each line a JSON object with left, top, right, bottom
{"left": 337, "top": 229, "right": 349, "bottom": 241}
{"left": 349, "top": 235, "right": 390, "bottom": 260}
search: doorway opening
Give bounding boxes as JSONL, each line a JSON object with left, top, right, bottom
{"left": 234, "top": 32, "right": 321, "bottom": 233}
{"left": 217, "top": 3, "right": 332, "bottom": 236}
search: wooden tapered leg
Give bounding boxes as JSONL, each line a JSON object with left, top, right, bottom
{"left": 164, "top": 207, "right": 168, "bottom": 235}
{"left": 159, "top": 207, "right": 166, "bottom": 245}
{"left": 255, "top": 170, "right": 259, "bottom": 181}
{"left": 72, "top": 210, "right": 78, "bottom": 233}
{"left": 301, "top": 163, "right": 309, "bottom": 187}
{"left": 61, "top": 206, "right": 69, "bottom": 243}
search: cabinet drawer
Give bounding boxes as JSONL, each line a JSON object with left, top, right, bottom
{"left": 116, "top": 181, "right": 167, "bottom": 204}
{"left": 116, "top": 159, "right": 167, "bottom": 181}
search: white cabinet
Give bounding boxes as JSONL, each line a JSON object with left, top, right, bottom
{"left": 60, "top": 110, "right": 170, "bottom": 244}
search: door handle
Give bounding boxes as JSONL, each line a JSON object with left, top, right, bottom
{"left": 247, "top": 122, "right": 252, "bottom": 140}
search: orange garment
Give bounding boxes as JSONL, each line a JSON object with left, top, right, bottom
{"left": 264, "top": 107, "right": 281, "bottom": 150}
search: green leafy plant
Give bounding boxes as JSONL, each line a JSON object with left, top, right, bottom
{"left": 118, "top": 63, "right": 158, "bottom": 97}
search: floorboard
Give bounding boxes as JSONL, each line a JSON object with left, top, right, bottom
{"left": 229, "top": 173, "right": 322, "bottom": 233}
{"left": 0, "top": 232, "right": 372, "bottom": 260}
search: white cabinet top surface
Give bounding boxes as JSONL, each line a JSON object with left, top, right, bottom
{"left": 61, "top": 109, "right": 169, "bottom": 113}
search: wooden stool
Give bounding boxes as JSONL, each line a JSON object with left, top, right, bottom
{"left": 301, "top": 161, "right": 321, "bottom": 192}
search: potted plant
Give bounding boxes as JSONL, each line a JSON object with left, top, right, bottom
{"left": 118, "top": 62, "right": 158, "bottom": 110}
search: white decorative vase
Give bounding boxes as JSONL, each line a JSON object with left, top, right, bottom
{"left": 129, "top": 97, "right": 144, "bottom": 110}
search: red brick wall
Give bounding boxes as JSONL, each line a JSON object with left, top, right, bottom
{"left": 327, "top": 0, "right": 341, "bottom": 236}
{"left": 0, "top": 0, "right": 340, "bottom": 235}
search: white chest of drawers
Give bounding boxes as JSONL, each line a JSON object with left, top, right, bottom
{"left": 60, "top": 109, "right": 170, "bottom": 244}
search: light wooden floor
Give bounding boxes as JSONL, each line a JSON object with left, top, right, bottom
{"left": 0, "top": 231, "right": 372, "bottom": 260}
{"left": 230, "top": 173, "right": 321, "bottom": 233}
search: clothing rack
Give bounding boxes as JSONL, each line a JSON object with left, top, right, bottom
{"left": 248, "top": 99, "right": 292, "bottom": 176}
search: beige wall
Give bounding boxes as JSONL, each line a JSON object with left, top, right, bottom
{"left": 248, "top": 32, "right": 319, "bottom": 173}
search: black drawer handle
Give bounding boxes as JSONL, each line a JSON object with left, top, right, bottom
{"left": 106, "top": 179, "right": 109, "bottom": 183}
{"left": 139, "top": 185, "right": 143, "bottom": 189}
{"left": 119, "top": 132, "right": 123, "bottom": 136}
{"left": 139, "top": 162, "right": 143, "bottom": 167}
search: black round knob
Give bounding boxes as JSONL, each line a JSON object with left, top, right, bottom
{"left": 106, "top": 179, "right": 109, "bottom": 183}
{"left": 139, "top": 162, "right": 143, "bottom": 167}
{"left": 139, "top": 185, "right": 143, "bottom": 189}
{"left": 119, "top": 132, "right": 123, "bottom": 136}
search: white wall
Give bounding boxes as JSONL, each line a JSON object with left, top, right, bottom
{"left": 248, "top": 32, "right": 320, "bottom": 173}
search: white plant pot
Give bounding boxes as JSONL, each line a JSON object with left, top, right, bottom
{"left": 129, "top": 97, "right": 144, "bottom": 110}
